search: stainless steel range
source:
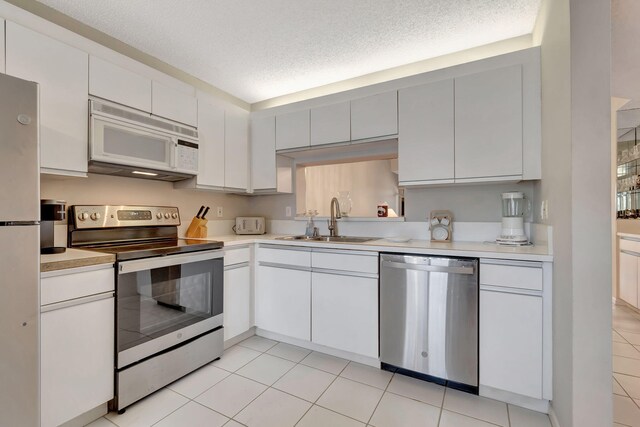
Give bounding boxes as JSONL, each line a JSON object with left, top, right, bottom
{"left": 68, "top": 205, "right": 224, "bottom": 412}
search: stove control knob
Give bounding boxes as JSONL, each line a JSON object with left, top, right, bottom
{"left": 171, "top": 213, "right": 178, "bottom": 219}
{"left": 164, "top": 213, "right": 170, "bottom": 219}
{"left": 90, "top": 212, "right": 101, "bottom": 221}
{"left": 156, "top": 213, "right": 163, "bottom": 220}
{"left": 78, "top": 212, "right": 89, "bottom": 221}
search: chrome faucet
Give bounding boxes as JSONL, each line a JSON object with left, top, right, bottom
{"left": 328, "top": 197, "right": 342, "bottom": 237}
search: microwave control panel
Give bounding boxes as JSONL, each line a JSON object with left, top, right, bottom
{"left": 71, "top": 205, "right": 180, "bottom": 229}
{"left": 176, "top": 140, "right": 199, "bottom": 173}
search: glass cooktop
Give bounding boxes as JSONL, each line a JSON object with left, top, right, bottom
{"left": 83, "top": 238, "right": 224, "bottom": 261}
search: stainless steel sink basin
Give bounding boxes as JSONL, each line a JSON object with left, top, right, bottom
{"left": 276, "top": 235, "right": 377, "bottom": 243}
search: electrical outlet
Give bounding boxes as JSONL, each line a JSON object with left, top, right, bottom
{"left": 216, "top": 206, "right": 223, "bottom": 218}
{"left": 285, "top": 206, "right": 292, "bottom": 217}
{"left": 540, "top": 200, "right": 549, "bottom": 221}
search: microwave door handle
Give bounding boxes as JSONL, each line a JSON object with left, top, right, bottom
{"left": 170, "top": 137, "right": 178, "bottom": 169}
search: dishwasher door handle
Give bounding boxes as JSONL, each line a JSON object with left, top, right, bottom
{"left": 381, "top": 260, "right": 475, "bottom": 275}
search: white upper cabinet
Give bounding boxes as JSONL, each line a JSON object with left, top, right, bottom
{"left": 6, "top": 22, "right": 88, "bottom": 176}
{"left": 251, "top": 116, "right": 277, "bottom": 191}
{"left": 225, "top": 105, "right": 249, "bottom": 191}
{"left": 310, "top": 101, "right": 350, "bottom": 146}
{"left": 455, "top": 65, "right": 523, "bottom": 181}
{"left": 89, "top": 55, "right": 152, "bottom": 112}
{"left": 276, "top": 109, "right": 310, "bottom": 150}
{"left": 151, "top": 80, "right": 197, "bottom": 127}
{"left": 398, "top": 79, "right": 454, "bottom": 185}
{"left": 0, "top": 18, "right": 5, "bottom": 73}
{"left": 196, "top": 99, "right": 225, "bottom": 188}
{"left": 350, "top": 91, "right": 398, "bottom": 141}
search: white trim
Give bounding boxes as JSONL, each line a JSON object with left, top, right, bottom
{"left": 548, "top": 405, "right": 561, "bottom": 427}
{"left": 256, "top": 328, "right": 380, "bottom": 368}
{"left": 479, "top": 385, "right": 549, "bottom": 413}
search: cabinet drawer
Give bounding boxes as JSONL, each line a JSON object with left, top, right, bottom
{"left": 620, "top": 237, "right": 640, "bottom": 254}
{"left": 225, "top": 247, "right": 251, "bottom": 266}
{"left": 480, "top": 261, "right": 542, "bottom": 291}
{"left": 312, "top": 251, "right": 378, "bottom": 275}
{"left": 41, "top": 267, "right": 114, "bottom": 306}
{"left": 258, "top": 246, "right": 311, "bottom": 267}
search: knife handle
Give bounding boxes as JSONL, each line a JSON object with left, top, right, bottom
{"left": 196, "top": 205, "right": 205, "bottom": 218}
{"left": 202, "top": 206, "right": 210, "bottom": 219}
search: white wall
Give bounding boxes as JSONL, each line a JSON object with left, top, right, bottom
{"left": 533, "top": 0, "right": 612, "bottom": 425}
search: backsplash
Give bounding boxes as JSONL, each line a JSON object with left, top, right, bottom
{"left": 41, "top": 173, "right": 252, "bottom": 244}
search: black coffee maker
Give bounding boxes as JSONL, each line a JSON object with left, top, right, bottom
{"left": 41, "top": 199, "right": 66, "bottom": 254}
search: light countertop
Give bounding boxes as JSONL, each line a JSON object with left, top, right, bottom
{"left": 199, "top": 234, "right": 553, "bottom": 262}
{"left": 40, "top": 248, "right": 115, "bottom": 273}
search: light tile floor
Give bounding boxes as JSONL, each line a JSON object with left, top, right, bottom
{"left": 612, "top": 303, "right": 640, "bottom": 427}
{"left": 89, "top": 335, "right": 552, "bottom": 427}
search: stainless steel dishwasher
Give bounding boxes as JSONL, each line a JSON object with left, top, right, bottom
{"left": 380, "top": 253, "right": 478, "bottom": 393}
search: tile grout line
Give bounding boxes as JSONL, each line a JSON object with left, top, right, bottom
{"left": 436, "top": 386, "right": 447, "bottom": 427}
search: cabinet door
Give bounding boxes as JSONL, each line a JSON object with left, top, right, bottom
{"left": 312, "top": 272, "right": 378, "bottom": 357}
{"left": 619, "top": 251, "right": 639, "bottom": 308}
{"left": 197, "top": 100, "right": 225, "bottom": 188}
{"left": 41, "top": 297, "right": 114, "bottom": 427}
{"left": 224, "top": 265, "right": 251, "bottom": 341}
{"left": 351, "top": 91, "right": 398, "bottom": 141}
{"left": 89, "top": 56, "right": 152, "bottom": 112}
{"left": 310, "top": 102, "right": 350, "bottom": 146}
{"left": 455, "top": 65, "right": 523, "bottom": 180}
{"left": 6, "top": 22, "right": 89, "bottom": 176}
{"left": 398, "top": 79, "right": 454, "bottom": 184}
{"left": 0, "top": 18, "right": 5, "bottom": 73}
{"left": 152, "top": 81, "right": 197, "bottom": 126}
{"left": 256, "top": 266, "right": 311, "bottom": 340}
{"left": 276, "top": 110, "right": 310, "bottom": 150}
{"left": 251, "top": 116, "right": 277, "bottom": 190}
{"left": 480, "top": 290, "right": 542, "bottom": 399}
{"left": 225, "top": 105, "right": 249, "bottom": 191}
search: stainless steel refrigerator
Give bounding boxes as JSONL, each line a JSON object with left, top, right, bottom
{"left": 0, "top": 73, "right": 40, "bottom": 426}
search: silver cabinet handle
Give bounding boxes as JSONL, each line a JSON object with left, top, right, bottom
{"left": 381, "top": 260, "right": 475, "bottom": 275}
{"left": 621, "top": 249, "right": 640, "bottom": 257}
{"left": 41, "top": 292, "right": 114, "bottom": 313}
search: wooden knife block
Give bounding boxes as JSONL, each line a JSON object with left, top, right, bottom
{"left": 185, "top": 217, "right": 208, "bottom": 238}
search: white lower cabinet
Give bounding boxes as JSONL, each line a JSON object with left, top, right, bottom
{"left": 479, "top": 258, "right": 547, "bottom": 400}
{"left": 480, "top": 290, "right": 543, "bottom": 399}
{"left": 619, "top": 248, "right": 640, "bottom": 308}
{"left": 311, "top": 272, "right": 378, "bottom": 358}
{"left": 40, "top": 266, "right": 114, "bottom": 427}
{"left": 224, "top": 247, "right": 252, "bottom": 341}
{"left": 256, "top": 265, "right": 311, "bottom": 341}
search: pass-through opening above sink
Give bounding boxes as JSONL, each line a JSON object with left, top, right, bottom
{"left": 276, "top": 235, "right": 377, "bottom": 243}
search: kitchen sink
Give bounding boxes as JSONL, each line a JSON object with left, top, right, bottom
{"left": 276, "top": 235, "right": 377, "bottom": 243}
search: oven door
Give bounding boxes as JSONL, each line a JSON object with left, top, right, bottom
{"left": 116, "top": 250, "right": 223, "bottom": 369}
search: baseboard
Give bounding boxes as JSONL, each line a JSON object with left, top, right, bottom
{"left": 255, "top": 328, "right": 380, "bottom": 367}
{"left": 59, "top": 403, "right": 108, "bottom": 427}
{"left": 479, "top": 385, "right": 549, "bottom": 413}
{"left": 224, "top": 327, "right": 256, "bottom": 349}
{"left": 548, "top": 404, "right": 561, "bottom": 427}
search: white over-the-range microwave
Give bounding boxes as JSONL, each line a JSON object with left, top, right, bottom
{"left": 88, "top": 98, "right": 199, "bottom": 181}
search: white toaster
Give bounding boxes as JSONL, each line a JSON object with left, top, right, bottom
{"left": 234, "top": 217, "right": 266, "bottom": 235}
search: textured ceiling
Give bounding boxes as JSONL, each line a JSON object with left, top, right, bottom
{"left": 37, "top": 0, "right": 542, "bottom": 103}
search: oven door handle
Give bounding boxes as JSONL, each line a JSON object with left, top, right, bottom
{"left": 119, "top": 249, "right": 223, "bottom": 274}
